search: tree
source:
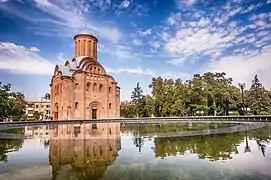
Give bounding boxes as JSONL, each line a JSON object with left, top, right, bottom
{"left": 0, "top": 82, "right": 26, "bottom": 121}
{"left": 247, "top": 75, "right": 270, "bottom": 115}
{"left": 131, "top": 82, "right": 143, "bottom": 117}
{"left": 44, "top": 93, "right": 50, "bottom": 100}
{"left": 33, "top": 111, "right": 42, "bottom": 120}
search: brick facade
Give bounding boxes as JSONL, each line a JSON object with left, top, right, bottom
{"left": 50, "top": 33, "right": 120, "bottom": 120}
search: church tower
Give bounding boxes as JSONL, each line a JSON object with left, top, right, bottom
{"left": 74, "top": 29, "right": 98, "bottom": 60}
{"left": 50, "top": 26, "right": 120, "bottom": 120}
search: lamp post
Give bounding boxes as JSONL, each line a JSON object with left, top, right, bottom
{"left": 238, "top": 82, "right": 246, "bottom": 115}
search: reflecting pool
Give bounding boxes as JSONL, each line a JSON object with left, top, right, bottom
{"left": 0, "top": 122, "right": 271, "bottom": 180}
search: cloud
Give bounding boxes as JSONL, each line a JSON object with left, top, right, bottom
{"left": 119, "top": 0, "right": 130, "bottom": 8}
{"left": 132, "top": 38, "right": 142, "bottom": 45}
{"left": 205, "top": 44, "right": 271, "bottom": 88}
{"left": 0, "top": 42, "right": 55, "bottom": 75}
{"left": 0, "top": 0, "right": 121, "bottom": 43}
{"left": 106, "top": 67, "right": 155, "bottom": 75}
{"left": 149, "top": 41, "right": 161, "bottom": 49}
{"left": 166, "top": 57, "right": 185, "bottom": 67}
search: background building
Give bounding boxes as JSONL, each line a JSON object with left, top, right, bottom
{"left": 50, "top": 30, "right": 120, "bottom": 120}
{"left": 25, "top": 98, "right": 51, "bottom": 120}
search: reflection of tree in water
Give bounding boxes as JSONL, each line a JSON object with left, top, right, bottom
{"left": 0, "top": 128, "right": 24, "bottom": 163}
{"left": 0, "top": 139, "right": 24, "bottom": 163}
{"left": 132, "top": 131, "right": 144, "bottom": 153}
{"left": 248, "top": 125, "right": 271, "bottom": 157}
{"left": 155, "top": 131, "right": 244, "bottom": 161}
{"left": 122, "top": 123, "right": 237, "bottom": 136}
{"left": 44, "top": 140, "right": 50, "bottom": 149}
{"left": 154, "top": 125, "right": 271, "bottom": 161}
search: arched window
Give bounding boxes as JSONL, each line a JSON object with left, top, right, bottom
{"left": 99, "top": 84, "right": 103, "bottom": 92}
{"left": 98, "top": 68, "right": 100, "bottom": 74}
{"left": 75, "top": 83, "right": 79, "bottom": 90}
{"left": 94, "top": 67, "right": 96, "bottom": 74}
{"left": 109, "top": 103, "right": 112, "bottom": 109}
{"left": 75, "top": 102, "right": 78, "bottom": 109}
{"left": 90, "top": 67, "right": 93, "bottom": 74}
{"left": 109, "top": 87, "right": 112, "bottom": 93}
{"left": 86, "top": 83, "right": 90, "bottom": 92}
{"left": 93, "top": 83, "right": 97, "bottom": 92}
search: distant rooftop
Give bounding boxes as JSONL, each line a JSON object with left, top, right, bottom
{"left": 25, "top": 97, "right": 50, "bottom": 103}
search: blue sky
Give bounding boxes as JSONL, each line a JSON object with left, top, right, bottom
{"left": 0, "top": 0, "right": 270, "bottom": 101}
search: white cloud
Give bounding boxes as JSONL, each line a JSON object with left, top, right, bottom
{"left": 0, "top": 42, "right": 55, "bottom": 75}
{"left": 167, "top": 13, "right": 181, "bottom": 25}
{"left": 139, "top": 28, "right": 152, "bottom": 36}
{"left": 56, "top": 52, "right": 65, "bottom": 63}
{"left": 119, "top": 0, "right": 130, "bottom": 8}
{"left": 205, "top": 44, "right": 271, "bottom": 88}
{"left": 149, "top": 41, "right": 161, "bottom": 49}
{"left": 165, "top": 28, "right": 237, "bottom": 57}
{"left": 177, "top": 0, "right": 198, "bottom": 6}
{"left": 166, "top": 57, "right": 185, "bottom": 67}
{"left": 255, "top": 20, "right": 266, "bottom": 27}
{"left": 132, "top": 38, "right": 142, "bottom": 45}
{"left": 106, "top": 67, "right": 155, "bottom": 75}
{"left": 0, "top": 0, "right": 121, "bottom": 43}
{"left": 161, "top": 72, "right": 191, "bottom": 80}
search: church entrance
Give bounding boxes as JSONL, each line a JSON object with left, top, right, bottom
{"left": 92, "top": 108, "right": 97, "bottom": 119}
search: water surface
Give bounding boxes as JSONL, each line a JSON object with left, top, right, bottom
{"left": 0, "top": 122, "right": 270, "bottom": 180}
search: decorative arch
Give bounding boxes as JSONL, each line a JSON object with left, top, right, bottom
{"left": 54, "top": 65, "right": 59, "bottom": 75}
{"left": 89, "top": 101, "right": 103, "bottom": 109}
{"left": 107, "top": 75, "right": 116, "bottom": 82}
{"left": 64, "top": 61, "right": 70, "bottom": 67}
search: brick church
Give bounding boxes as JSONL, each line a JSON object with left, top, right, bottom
{"left": 50, "top": 31, "right": 120, "bottom": 120}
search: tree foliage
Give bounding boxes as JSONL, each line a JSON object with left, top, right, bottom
{"left": 121, "top": 72, "right": 271, "bottom": 117}
{"left": 0, "top": 82, "right": 27, "bottom": 121}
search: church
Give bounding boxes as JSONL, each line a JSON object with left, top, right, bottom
{"left": 50, "top": 31, "right": 120, "bottom": 120}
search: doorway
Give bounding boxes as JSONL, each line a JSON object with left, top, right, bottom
{"left": 92, "top": 108, "right": 97, "bottom": 119}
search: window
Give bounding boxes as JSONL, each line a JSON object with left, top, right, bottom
{"left": 109, "top": 103, "right": 112, "bottom": 110}
{"left": 109, "top": 87, "right": 112, "bottom": 93}
{"left": 92, "top": 123, "right": 97, "bottom": 129}
{"left": 93, "top": 83, "right": 97, "bottom": 92}
{"left": 35, "top": 105, "right": 39, "bottom": 108}
{"left": 75, "top": 83, "right": 79, "bottom": 90}
{"left": 46, "top": 105, "right": 50, "bottom": 108}
{"left": 28, "top": 104, "right": 34, "bottom": 108}
{"left": 99, "top": 84, "right": 103, "bottom": 92}
{"left": 75, "top": 102, "right": 78, "bottom": 109}
{"left": 41, "top": 105, "right": 44, "bottom": 108}
{"left": 86, "top": 83, "right": 90, "bottom": 91}
{"left": 28, "top": 110, "right": 33, "bottom": 114}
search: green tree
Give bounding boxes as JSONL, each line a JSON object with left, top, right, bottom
{"left": 44, "top": 93, "right": 50, "bottom": 100}
{"left": 0, "top": 82, "right": 26, "bottom": 121}
{"left": 131, "top": 82, "right": 143, "bottom": 117}
{"left": 247, "top": 75, "right": 270, "bottom": 115}
{"left": 33, "top": 111, "right": 42, "bottom": 120}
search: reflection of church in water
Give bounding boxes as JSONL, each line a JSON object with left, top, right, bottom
{"left": 49, "top": 123, "right": 121, "bottom": 179}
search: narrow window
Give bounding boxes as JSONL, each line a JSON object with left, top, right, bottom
{"left": 109, "top": 87, "right": 111, "bottom": 93}
{"left": 99, "top": 84, "right": 103, "bottom": 92}
{"left": 109, "top": 103, "right": 112, "bottom": 110}
{"left": 86, "top": 83, "right": 90, "bottom": 92}
{"left": 75, "top": 102, "right": 78, "bottom": 109}
{"left": 93, "top": 83, "right": 97, "bottom": 92}
{"left": 75, "top": 83, "right": 79, "bottom": 90}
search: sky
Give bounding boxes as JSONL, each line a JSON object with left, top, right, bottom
{"left": 0, "top": 0, "right": 270, "bottom": 101}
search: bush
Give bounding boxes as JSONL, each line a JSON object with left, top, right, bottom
{"left": 259, "top": 111, "right": 270, "bottom": 115}
{"left": 232, "top": 111, "right": 239, "bottom": 116}
{"left": 247, "top": 112, "right": 254, "bottom": 116}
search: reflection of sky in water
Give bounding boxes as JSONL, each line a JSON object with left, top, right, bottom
{"left": 0, "top": 125, "right": 271, "bottom": 180}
